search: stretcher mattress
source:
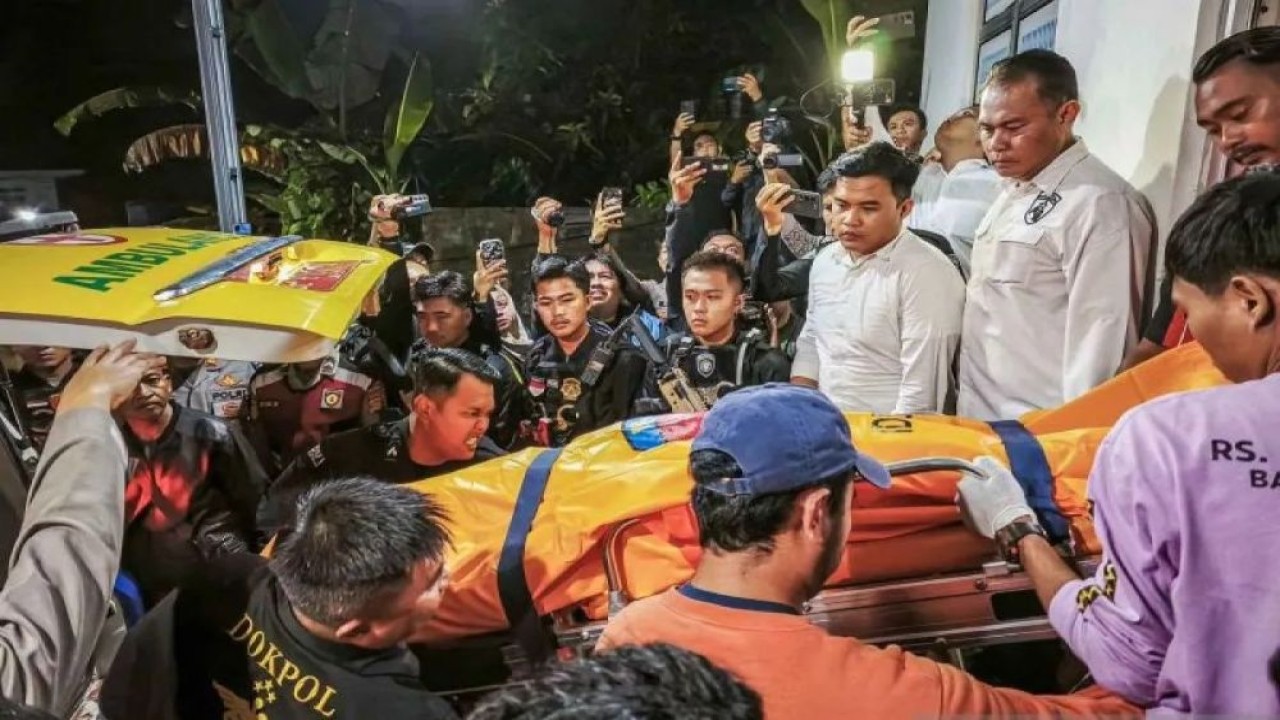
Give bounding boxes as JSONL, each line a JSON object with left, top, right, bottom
{"left": 411, "top": 343, "right": 1225, "bottom": 643}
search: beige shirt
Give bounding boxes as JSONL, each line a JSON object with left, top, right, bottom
{"left": 794, "top": 228, "right": 965, "bottom": 414}
{"left": 0, "top": 409, "right": 127, "bottom": 715}
{"left": 958, "top": 140, "right": 1156, "bottom": 420}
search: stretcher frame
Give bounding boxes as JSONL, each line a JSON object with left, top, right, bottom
{"left": 477, "top": 458, "right": 1099, "bottom": 686}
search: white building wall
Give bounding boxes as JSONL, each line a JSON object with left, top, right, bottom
{"left": 921, "top": 0, "right": 1251, "bottom": 240}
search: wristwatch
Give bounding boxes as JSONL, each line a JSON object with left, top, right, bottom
{"left": 995, "top": 517, "right": 1047, "bottom": 565}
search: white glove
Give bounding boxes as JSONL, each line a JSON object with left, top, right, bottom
{"left": 957, "top": 456, "right": 1035, "bottom": 539}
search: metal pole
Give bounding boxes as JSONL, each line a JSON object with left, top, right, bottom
{"left": 192, "top": 0, "right": 248, "bottom": 233}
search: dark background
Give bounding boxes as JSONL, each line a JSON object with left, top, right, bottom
{"left": 0, "top": 0, "right": 928, "bottom": 229}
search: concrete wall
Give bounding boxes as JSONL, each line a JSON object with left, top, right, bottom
{"left": 418, "top": 206, "right": 667, "bottom": 304}
{"left": 921, "top": 0, "right": 1251, "bottom": 244}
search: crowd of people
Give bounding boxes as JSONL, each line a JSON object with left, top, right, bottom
{"left": 1, "top": 14, "right": 1279, "bottom": 720}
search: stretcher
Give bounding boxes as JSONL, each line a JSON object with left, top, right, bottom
{"left": 403, "top": 343, "right": 1226, "bottom": 694}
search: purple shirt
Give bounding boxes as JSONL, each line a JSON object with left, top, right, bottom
{"left": 1048, "top": 373, "right": 1280, "bottom": 717}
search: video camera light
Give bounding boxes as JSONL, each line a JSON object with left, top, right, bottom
{"left": 841, "top": 49, "right": 875, "bottom": 85}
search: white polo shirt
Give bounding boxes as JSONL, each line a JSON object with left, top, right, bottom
{"left": 793, "top": 228, "right": 965, "bottom": 414}
{"left": 957, "top": 140, "right": 1156, "bottom": 420}
{"left": 919, "top": 158, "right": 1003, "bottom": 274}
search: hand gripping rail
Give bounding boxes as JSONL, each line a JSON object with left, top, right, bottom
{"left": 543, "top": 457, "right": 1096, "bottom": 668}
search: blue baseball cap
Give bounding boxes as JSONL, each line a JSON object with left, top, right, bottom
{"left": 691, "top": 384, "right": 892, "bottom": 496}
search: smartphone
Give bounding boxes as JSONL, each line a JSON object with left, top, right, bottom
{"left": 679, "top": 99, "right": 698, "bottom": 120}
{"left": 721, "top": 76, "right": 740, "bottom": 94}
{"left": 789, "top": 189, "right": 823, "bottom": 220}
{"left": 478, "top": 238, "right": 505, "bottom": 267}
{"left": 601, "top": 187, "right": 624, "bottom": 209}
{"left": 874, "top": 11, "right": 917, "bottom": 41}
{"left": 681, "top": 157, "right": 732, "bottom": 174}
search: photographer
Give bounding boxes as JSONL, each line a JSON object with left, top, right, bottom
{"left": 721, "top": 121, "right": 768, "bottom": 258}
{"left": 639, "top": 252, "right": 790, "bottom": 414}
{"left": 364, "top": 194, "right": 435, "bottom": 361}
{"left": 586, "top": 192, "right": 666, "bottom": 337}
{"left": 521, "top": 256, "right": 648, "bottom": 447}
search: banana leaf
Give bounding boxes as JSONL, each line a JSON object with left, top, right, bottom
{"left": 235, "top": 0, "right": 312, "bottom": 101}
{"left": 383, "top": 52, "right": 434, "bottom": 180}
{"left": 305, "top": 0, "right": 398, "bottom": 114}
{"left": 797, "top": 0, "right": 854, "bottom": 77}
{"left": 54, "top": 87, "right": 200, "bottom": 136}
{"left": 122, "top": 124, "right": 288, "bottom": 178}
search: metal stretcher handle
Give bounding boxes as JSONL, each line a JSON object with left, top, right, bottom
{"left": 153, "top": 234, "right": 302, "bottom": 302}
{"left": 603, "top": 455, "right": 985, "bottom": 615}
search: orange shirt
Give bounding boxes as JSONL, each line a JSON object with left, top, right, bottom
{"left": 597, "top": 588, "right": 1140, "bottom": 720}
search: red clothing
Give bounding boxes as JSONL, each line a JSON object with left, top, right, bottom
{"left": 598, "top": 588, "right": 1140, "bottom": 720}
{"left": 250, "top": 360, "right": 379, "bottom": 471}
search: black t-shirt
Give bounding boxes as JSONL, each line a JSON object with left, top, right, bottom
{"left": 261, "top": 418, "right": 504, "bottom": 536}
{"left": 166, "top": 554, "right": 458, "bottom": 720}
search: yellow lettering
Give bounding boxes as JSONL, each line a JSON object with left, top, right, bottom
{"left": 313, "top": 685, "right": 338, "bottom": 718}
{"left": 276, "top": 659, "right": 302, "bottom": 687}
{"left": 294, "top": 675, "right": 320, "bottom": 704}
{"left": 228, "top": 614, "right": 254, "bottom": 642}
{"left": 257, "top": 642, "right": 284, "bottom": 677}
{"left": 247, "top": 630, "right": 266, "bottom": 658}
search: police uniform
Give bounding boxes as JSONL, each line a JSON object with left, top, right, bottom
{"left": 171, "top": 358, "right": 257, "bottom": 428}
{"left": 522, "top": 320, "right": 649, "bottom": 447}
{"left": 101, "top": 554, "right": 457, "bottom": 720}
{"left": 249, "top": 355, "right": 382, "bottom": 474}
{"left": 260, "top": 416, "right": 504, "bottom": 536}
{"left": 640, "top": 329, "right": 792, "bottom": 414}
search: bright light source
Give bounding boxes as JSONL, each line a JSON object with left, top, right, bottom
{"left": 841, "top": 49, "right": 875, "bottom": 85}
{"left": 14, "top": 209, "right": 38, "bottom": 222}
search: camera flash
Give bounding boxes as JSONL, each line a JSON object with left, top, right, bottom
{"left": 841, "top": 49, "right": 875, "bottom": 84}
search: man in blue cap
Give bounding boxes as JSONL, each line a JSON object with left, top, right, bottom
{"left": 597, "top": 383, "right": 1139, "bottom": 719}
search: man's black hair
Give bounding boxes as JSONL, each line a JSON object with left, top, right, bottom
{"left": 682, "top": 250, "right": 747, "bottom": 291}
{"left": 1165, "top": 170, "right": 1280, "bottom": 295}
{"left": 702, "top": 229, "right": 745, "bottom": 250}
{"left": 409, "top": 347, "right": 499, "bottom": 397}
{"left": 532, "top": 254, "right": 591, "bottom": 296}
{"left": 828, "top": 142, "right": 921, "bottom": 202}
{"left": 689, "top": 449, "right": 851, "bottom": 554}
{"left": 270, "top": 477, "right": 451, "bottom": 627}
{"left": 885, "top": 102, "right": 928, "bottom": 132}
{"left": 413, "top": 270, "right": 471, "bottom": 308}
{"left": 466, "top": 643, "right": 763, "bottom": 720}
{"left": 986, "top": 49, "right": 1079, "bottom": 107}
{"left": 816, "top": 162, "right": 841, "bottom": 194}
{"left": 1194, "top": 27, "right": 1280, "bottom": 84}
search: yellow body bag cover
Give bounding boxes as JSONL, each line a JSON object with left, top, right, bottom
{"left": 412, "top": 343, "right": 1225, "bottom": 643}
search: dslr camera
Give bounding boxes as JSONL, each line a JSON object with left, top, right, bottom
{"left": 759, "top": 111, "right": 804, "bottom": 170}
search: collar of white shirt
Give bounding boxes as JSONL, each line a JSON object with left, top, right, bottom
{"left": 831, "top": 226, "right": 910, "bottom": 270}
{"left": 949, "top": 157, "right": 992, "bottom": 176}
{"left": 1002, "top": 138, "right": 1091, "bottom": 195}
